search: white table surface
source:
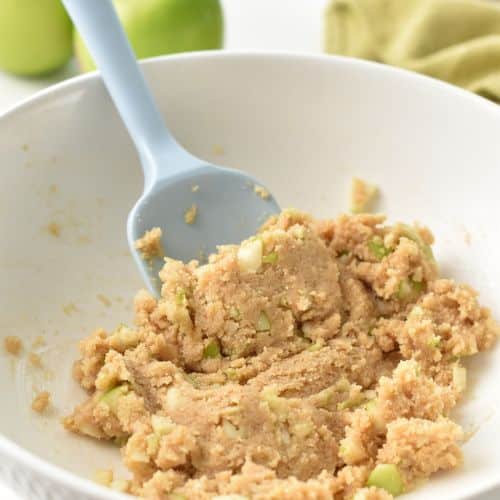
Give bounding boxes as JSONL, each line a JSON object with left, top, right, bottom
{"left": 0, "top": 1, "right": 497, "bottom": 499}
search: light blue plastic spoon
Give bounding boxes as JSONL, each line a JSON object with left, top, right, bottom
{"left": 62, "top": 0, "right": 280, "bottom": 295}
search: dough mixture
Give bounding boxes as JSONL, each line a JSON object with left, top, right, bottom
{"left": 64, "top": 210, "right": 498, "bottom": 499}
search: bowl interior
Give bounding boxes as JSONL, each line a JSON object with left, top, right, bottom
{"left": 1, "top": 53, "right": 500, "bottom": 499}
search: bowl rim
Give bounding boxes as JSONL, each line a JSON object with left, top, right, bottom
{"left": 1, "top": 50, "right": 499, "bottom": 500}
{"left": 2, "top": 49, "right": 499, "bottom": 122}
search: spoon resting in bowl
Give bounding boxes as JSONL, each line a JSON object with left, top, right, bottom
{"left": 62, "top": 0, "right": 280, "bottom": 296}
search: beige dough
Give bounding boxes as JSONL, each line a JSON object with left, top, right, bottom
{"left": 135, "top": 227, "right": 164, "bottom": 260}
{"left": 64, "top": 210, "right": 498, "bottom": 499}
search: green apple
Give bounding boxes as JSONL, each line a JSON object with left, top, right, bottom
{"left": 0, "top": 0, "right": 73, "bottom": 76}
{"left": 75, "top": 0, "right": 223, "bottom": 73}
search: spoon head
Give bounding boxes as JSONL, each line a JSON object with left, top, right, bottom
{"left": 127, "top": 165, "right": 280, "bottom": 296}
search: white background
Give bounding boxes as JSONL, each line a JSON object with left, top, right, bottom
{"left": 0, "top": 0, "right": 497, "bottom": 499}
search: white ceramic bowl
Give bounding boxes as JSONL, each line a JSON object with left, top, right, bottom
{"left": 1, "top": 52, "right": 500, "bottom": 500}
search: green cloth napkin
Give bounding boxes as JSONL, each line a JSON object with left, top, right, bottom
{"left": 324, "top": 0, "right": 500, "bottom": 101}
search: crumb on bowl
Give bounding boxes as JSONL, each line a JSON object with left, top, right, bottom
{"left": 47, "top": 222, "right": 61, "bottom": 237}
{"left": 254, "top": 185, "right": 270, "bottom": 200}
{"left": 212, "top": 144, "right": 224, "bottom": 156}
{"left": 28, "top": 352, "right": 43, "bottom": 368}
{"left": 31, "top": 391, "right": 50, "bottom": 413}
{"left": 4, "top": 336, "right": 22, "bottom": 356}
{"left": 32, "top": 336, "right": 46, "bottom": 348}
{"left": 97, "top": 294, "right": 112, "bottom": 307}
{"left": 184, "top": 204, "right": 198, "bottom": 225}
{"left": 351, "top": 177, "right": 379, "bottom": 213}
{"left": 135, "top": 227, "right": 164, "bottom": 260}
{"left": 94, "top": 469, "right": 113, "bottom": 487}
{"left": 62, "top": 303, "right": 79, "bottom": 316}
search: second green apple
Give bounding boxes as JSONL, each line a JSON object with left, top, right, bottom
{"left": 75, "top": 0, "right": 223, "bottom": 73}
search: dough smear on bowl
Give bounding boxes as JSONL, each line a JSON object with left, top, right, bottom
{"left": 63, "top": 210, "right": 499, "bottom": 499}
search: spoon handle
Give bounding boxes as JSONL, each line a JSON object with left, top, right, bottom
{"left": 62, "top": 0, "right": 190, "bottom": 191}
